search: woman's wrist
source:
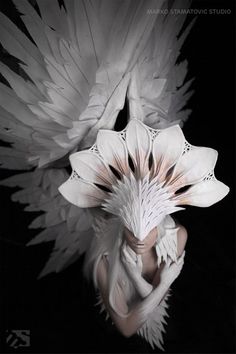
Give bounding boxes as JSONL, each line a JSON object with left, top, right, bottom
{"left": 126, "top": 265, "right": 154, "bottom": 297}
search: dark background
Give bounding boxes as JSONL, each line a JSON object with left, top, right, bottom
{"left": 0, "top": 0, "right": 235, "bottom": 353}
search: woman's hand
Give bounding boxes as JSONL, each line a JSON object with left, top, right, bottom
{"left": 120, "top": 241, "right": 143, "bottom": 273}
{"left": 161, "top": 251, "right": 185, "bottom": 287}
{"left": 120, "top": 242, "right": 153, "bottom": 298}
{"left": 137, "top": 251, "right": 186, "bottom": 321}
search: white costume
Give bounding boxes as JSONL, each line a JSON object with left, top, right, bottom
{"left": 59, "top": 119, "right": 229, "bottom": 350}
{"left": 0, "top": 0, "right": 229, "bottom": 350}
{"left": 93, "top": 215, "right": 177, "bottom": 350}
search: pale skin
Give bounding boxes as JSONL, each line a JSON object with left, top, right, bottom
{"left": 97, "top": 222, "right": 188, "bottom": 337}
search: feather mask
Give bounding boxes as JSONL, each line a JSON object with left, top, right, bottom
{"left": 59, "top": 119, "right": 229, "bottom": 240}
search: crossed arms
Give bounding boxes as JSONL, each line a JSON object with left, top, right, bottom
{"left": 96, "top": 225, "right": 187, "bottom": 337}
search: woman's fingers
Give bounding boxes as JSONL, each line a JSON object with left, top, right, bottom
{"left": 121, "top": 243, "right": 136, "bottom": 265}
{"left": 136, "top": 254, "right": 143, "bottom": 273}
{"left": 161, "top": 251, "right": 186, "bottom": 286}
{"left": 177, "top": 250, "right": 186, "bottom": 264}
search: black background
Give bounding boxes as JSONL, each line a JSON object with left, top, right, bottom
{"left": 0, "top": 0, "right": 235, "bottom": 353}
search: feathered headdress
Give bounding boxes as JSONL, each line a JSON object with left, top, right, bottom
{"left": 0, "top": 0, "right": 229, "bottom": 274}
{"left": 59, "top": 120, "right": 229, "bottom": 240}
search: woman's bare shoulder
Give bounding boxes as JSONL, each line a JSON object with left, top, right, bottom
{"left": 176, "top": 224, "right": 188, "bottom": 257}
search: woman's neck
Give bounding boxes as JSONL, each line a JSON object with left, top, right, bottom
{"left": 141, "top": 246, "right": 157, "bottom": 263}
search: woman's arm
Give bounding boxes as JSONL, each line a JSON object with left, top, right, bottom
{"left": 121, "top": 225, "right": 188, "bottom": 298}
{"left": 176, "top": 224, "right": 188, "bottom": 257}
{"left": 96, "top": 252, "right": 185, "bottom": 337}
{"left": 120, "top": 243, "right": 154, "bottom": 298}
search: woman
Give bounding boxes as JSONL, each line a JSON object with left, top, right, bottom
{"left": 94, "top": 215, "right": 187, "bottom": 346}
{"left": 60, "top": 121, "right": 228, "bottom": 350}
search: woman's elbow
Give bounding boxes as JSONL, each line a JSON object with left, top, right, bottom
{"left": 117, "top": 322, "right": 140, "bottom": 338}
{"left": 120, "top": 327, "right": 136, "bottom": 338}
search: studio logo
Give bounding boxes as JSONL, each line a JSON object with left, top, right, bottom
{"left": 5, "top": 330, "right": 30, "bottom": 349}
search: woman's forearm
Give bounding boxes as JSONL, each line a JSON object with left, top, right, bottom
{"left": 97, "top": 252, "right": 185, "bottom": 338}
{"left": 120, "top": 254, "right": 185, "bottom": 336}
{"left": 136, "top": 280, "right": 170, "bottom": 321}
{"left": 98, "top": 259, "right": 170, "bottom": 338}
{"left": 121, "top": 280, "right": 170, "bottom": 337}
{"left": 120, "top": 245, "right": 153, "bottom": 298}
{"left": 125, "top": 266, "right": 153, "bottom": 298}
